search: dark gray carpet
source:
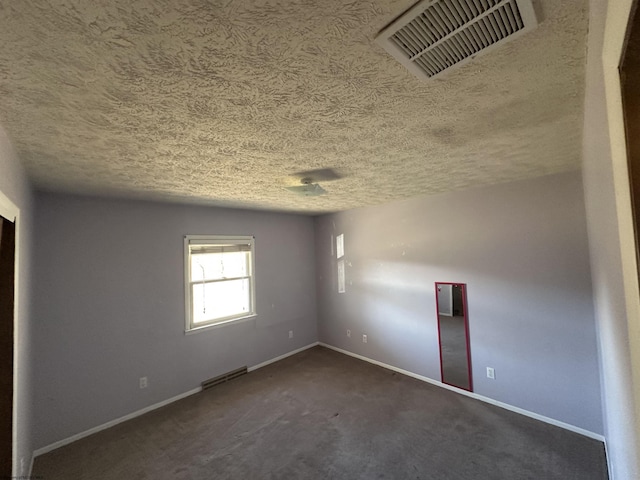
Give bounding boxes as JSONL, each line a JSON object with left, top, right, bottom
{"left": 33, "top": 346, "right": 608, "bottom": 479}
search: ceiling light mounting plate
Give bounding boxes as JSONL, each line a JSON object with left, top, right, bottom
{"left": 284, "top": 167, "right": 345, "bottom": 197}
{"left": 285, "top": 183, "right": 327, "bottom": 197}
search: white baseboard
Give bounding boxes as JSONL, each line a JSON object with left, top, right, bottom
{"left": 604, "top": 439, "right": 612, "bottom": 480}
{"left": 319, "top": 342, "right": 605, "bottom": 442}
{"left": 31, "top": 340, "right": 602, "bottom": 472}
{"left": 248, "top": 342, "right": 319, "bottom": 372}
{"left": 33, "top": 387, "right": 203, "bottom": 458}
{"left": 32, "top": 342, "right": 320, "bottom": 461}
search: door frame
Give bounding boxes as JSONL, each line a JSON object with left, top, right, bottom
{"left": 603, "top": 0, "right": 640, "bottom": 465}
{"left": 0, "top": 189, "right": 19, "bottom": 477}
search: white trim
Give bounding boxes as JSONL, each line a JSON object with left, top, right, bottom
{"left": 248, "top": 342, "right": 319, "bottom": 372}
{"left": 319, "top": 343, "right": 605, "bottom": 442}
{"left": 31, "top": 339, "right": 602, "bottom": 466}
{"left": 604, "top": 438, "right": 612, "bottom": 480}
{"left": 184, "top": 313, "right": 257, "bottom": 335}
{"left": 32, "top": 342, "right": 319, "bottom": 458}
{"left": 33, "top": 387, "right": 202, "bottom": 457}
{"left": 603, "top": 2, "right": 640, "bottom": 476}
{"left": 0, "top": 192, "right": 18, "bottom": 222}
{"left": 0, "top": 189, "right": 20, "bottom": 477}
{"left": 28, "top": 453, "right": 34, "bottom": 478}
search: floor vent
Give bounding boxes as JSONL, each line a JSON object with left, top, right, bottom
{"left": 201, "top": 366, "right": 248, "bottom": 390}
{"left": 375, "top": 0, "right": 538, "bottom": 80}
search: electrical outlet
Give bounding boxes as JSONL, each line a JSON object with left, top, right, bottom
{"left": 289, "top": 330, "right": 293, "bottom": 339}
{"left": 486, "top": 367, "right": 495, "bottom": 380}
{"left": 362, "top": 334, "right": 367, "bottom": 343}
{"left": 139, "top": 376, "right": 148, "bottom": 389}
{"left": 346, "top": 329, "right": 351, "bottom": 338}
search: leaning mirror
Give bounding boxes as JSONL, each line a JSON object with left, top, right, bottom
{"left": 435, "top": 283, "right": 472, "bottom": 391}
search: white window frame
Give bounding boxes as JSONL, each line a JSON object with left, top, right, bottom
{"left": 184, "top": 235, "right": 256, "bottom": 333}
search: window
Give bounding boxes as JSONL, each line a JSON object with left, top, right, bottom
{"left": 184, "top": 235, "right": 256, "bottom": 332}
{"left": 336, "top": 233, "right": 345, "bottom": 293}
{"left": 336, "top": 233, "right": 344, "bottom": 259}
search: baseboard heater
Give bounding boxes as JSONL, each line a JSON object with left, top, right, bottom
{"left": 201, "top": 366, "right": 248, "bottom": 390}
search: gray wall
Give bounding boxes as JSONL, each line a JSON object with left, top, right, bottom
{"left": 0, "top": 126, "right": 34, "bottom": 474}
{"left": 582, "top": 0, "right": 640, "bottom": 476}
{"left": 32, "top": 192, "right": 318, "bottom": 449}
{"left": 315, "top": 171, "right": 603, "bottom": 434}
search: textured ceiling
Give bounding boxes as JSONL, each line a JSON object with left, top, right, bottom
{"left": 0, "top": 0, "right": 588, "bottom": 214}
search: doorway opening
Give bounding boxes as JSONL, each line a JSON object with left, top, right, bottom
{"left": 0, "top": 214, "right": 15, "bottom": 477}
{"left": 620, "top": 1, "right": 640, "bottom": 284}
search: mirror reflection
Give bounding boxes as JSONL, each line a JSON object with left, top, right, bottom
{"left": 436, "top": 283, "right": 472, "bottom": 391}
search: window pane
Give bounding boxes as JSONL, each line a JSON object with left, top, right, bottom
{"left": 192, "top": 278, "right": 250, "bottom": 323}
{"left": 336, "top": 233, "right": 344, "bottom": 258}
{"left": 191, "top": 251, "right": 248, "bottom": 281}
{"left": 338, "top": 259, "right": 346, "bottom": 293}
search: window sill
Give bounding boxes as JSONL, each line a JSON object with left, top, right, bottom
{"left": 185, "top": 313, "right": 257, "bottom": 335}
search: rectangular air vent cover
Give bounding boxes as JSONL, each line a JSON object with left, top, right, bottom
{"left": 201, "top": 366, "right": 247, "bottom": 390}
{"left": 375, "top": 0, "right": 538, "bottom": 80}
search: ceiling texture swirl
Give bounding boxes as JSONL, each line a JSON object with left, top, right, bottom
{"left": 0, "top": 0, "right": 588, "bottom": 213}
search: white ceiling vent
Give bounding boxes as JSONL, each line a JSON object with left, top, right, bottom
{"left": 375, "top": 0, "right": 538, "bottom": 80}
